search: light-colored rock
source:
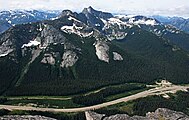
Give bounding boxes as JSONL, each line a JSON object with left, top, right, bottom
{"left": 146, "top": 108, "right": 189, "bottom": 120}
{"left": 113, "top": 52, "right": 123, "bottom": 61}
{"left": 60, "top": 50, "right": 78, "bottom": 68}
{"left": 0, "top": 115, "right": 57, "bottom": 120}
{"left": 85, "top": 111, "right": 105, "bottom": 120}
{"left": 0, "top": 38, "right": 14, "bottom": 57}
{"left": 40, "top": 24, "right": 66, "bottom": 48}
{"left": 86, "top": 108, "right": 189, "bottom": 120}
{"left": 21, "top": 40, "right": 40, "bottom": 48}
{"left": 41, "top": 53, "right": 56, "bottom": 65}
{"left": 0, "top": 49, "right": 13, "bottom": 57}
{"left": 94, "top": 41, "right": 109, "bottom": 63}
{"left": 61, "top": 23, "right": 93, "bottom": 37}
{"left": 31, "top": 49, "right": 42, "bottom": 62}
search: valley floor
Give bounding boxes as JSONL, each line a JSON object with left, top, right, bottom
{"left": 0, "top": 84, "right": 188, "bottom": 113}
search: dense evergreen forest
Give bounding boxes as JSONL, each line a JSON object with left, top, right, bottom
{"left": 95, "top": 91, "right": 189, "bottom": 116}
{"left": 72, "top": 83, "right": 145, "bottom": 106}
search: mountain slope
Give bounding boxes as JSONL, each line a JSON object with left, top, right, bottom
{"left": 0, "top": 7, "right": 189, "bottom": 96}
{"left": 110, "top": 15, "right": 189, "bottom": 52}
{"left": 0, "top": 20, "right": 12, "bottom": 33}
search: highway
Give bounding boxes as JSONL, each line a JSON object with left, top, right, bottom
{"left": 0, "top": 85, "right": 188, "bottom": 113}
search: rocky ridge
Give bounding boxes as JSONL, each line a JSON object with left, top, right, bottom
{"left": 86, "top": 108, "right": 189, "bottom": 120}
{"left": 0, "top": 115, "right": 56, "bottom": 120}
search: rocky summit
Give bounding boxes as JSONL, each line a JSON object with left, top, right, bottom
{"left": 0, "top": 115, "right": 56, "bottom": 120}
{"left": 85, "top": 108, "right": 189, "bottom": 120}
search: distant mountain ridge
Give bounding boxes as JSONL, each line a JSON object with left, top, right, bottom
{"left": 0, "top": 10, "right": 60, "bottom": 33}
{"left": 152, "top": 15, "right": 189, "bottom": 33}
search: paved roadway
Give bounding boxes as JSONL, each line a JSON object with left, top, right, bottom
{"left": 0, "top": 85, "right": 188, "bottom": 113}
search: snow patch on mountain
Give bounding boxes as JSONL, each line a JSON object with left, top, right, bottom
{"left": 95, "top": 23, "right": 101, "bottom": 26}
{"left": 94, "top": 41, "right": 109, "bottom": 63}
{"left": 61, "top": 23, "right": 93, "bottom": 37}
{"left": 0, "top": 49, "right": 13, "bottom": 57}
{"left": 107, "top": 32, "right": 128, "bottom": 41}
{"left": 61, "top": 24, "right": 83, "bottom": 32}
{"left": 68, "top": 16, "right": 81, "bottom": 23}
{"left": 108, "top": 18, "right": 126, "bottom": 26}
{"left": 50, "top": 17, "right": 59, "bottom": 20}
{"left": 21, "top": 40, "right": 40, "bottom": 48}
{"left": 100, "top": 18, "right": 107, "bottom": 25}
{"left": 115, "top": 15, "right": 159, "bottom": 26}
{"left": 7, "top": 20, "right": 12, "bottom": 24}
{"left": 165, "top": 25, "right": 181, "bottom": 34}
{"left": 101, "top": 17, "right": 130, "bottom": 40}
{"left": 129, "top": 19, "right": 158, "bottom": 26}
{"left": 105, "top": 17, "right": 133, "bottom": 29}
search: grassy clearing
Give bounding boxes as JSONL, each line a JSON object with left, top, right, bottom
{"left": 3, "top": 99, "right": 81, "bottom": 109}
{"left": 105, "top": 88, "right": 149, "bottom": 101}
{"left": 6, "top": 96, "right": 71, "bottom": 100}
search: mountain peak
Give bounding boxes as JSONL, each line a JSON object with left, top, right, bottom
{"left": 60, "top": 10, "right": 74, "bottom": 17}
{"left": 82, "top": 6, "right": 113, "bottom": 19}
{"left": 87, "top": 6, "right": 94, "bottom": 12}
{"left": 82, "top": 6, "right": 95, "bottom": 14}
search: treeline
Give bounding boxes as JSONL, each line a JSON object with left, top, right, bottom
{"left": 73, "top": 92, "right": 104, "bottom": 106}
{"left": 0, "top": 57, "right": 20, "bottom": 95}
{"left": 6, "top": 79, "right": 114, "bottom": 96}
{"left": 100, "top": 84, "right": 145, "bottom": 98}
{"left": 0, "top": 98, "right": 7, "bottom": 104}
{"left": 72, "top": 84, "right": 145, "bottom": 106}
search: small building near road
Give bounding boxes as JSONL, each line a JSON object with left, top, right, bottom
{"left": 156, "top": 80, "right": 172, "bottom": 87}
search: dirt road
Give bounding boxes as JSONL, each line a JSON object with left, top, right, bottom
{"left": 0, "top": 85, "right": 188, "bottom": 113}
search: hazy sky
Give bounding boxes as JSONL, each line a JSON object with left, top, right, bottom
{"left": 0, "top": 0, "right": 189, "bottom": 17}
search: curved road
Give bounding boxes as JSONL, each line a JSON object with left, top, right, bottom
{"left": 0, "top": 85, "right": 188, "bottom": 113}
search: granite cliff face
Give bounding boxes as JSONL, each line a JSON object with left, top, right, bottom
{"left": 85, "top": 108, "right": 189, "bottom": 120}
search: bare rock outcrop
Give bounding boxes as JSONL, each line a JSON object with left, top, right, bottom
{"left": 113, "top": 52, "right": 123, "bottom": 61}
{"left": 0, "top": 115, "right": 57, "bottom": 120}
{"left": 86, "top": 108, "right": 189, "bottom": 120}
{"left": 60, "top": 50, "right": 78, "bottom": 68}
{"left": 94, "top": 41, "right": 109, "bottom": 63}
